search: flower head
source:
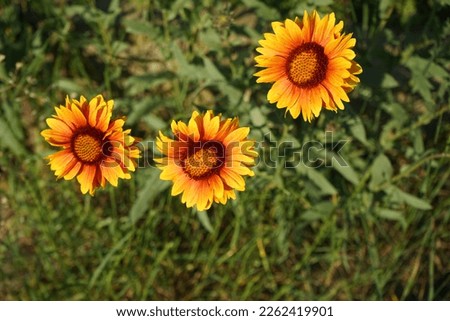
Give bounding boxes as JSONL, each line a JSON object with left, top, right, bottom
{"left": 156, "top": 110, "right": 258, "bottom": 211}
{"left": 41, "top": 95, "right": 140, "bottom": 195}
{"left": 254, "top": 10, "right": 362, "bottom": 121}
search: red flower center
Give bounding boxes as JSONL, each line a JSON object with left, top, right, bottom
{"left": 286, "top": 42, "right": 328, "bottom": 88}
{"left": 72, "top": 128, "right": 111, "bottom": 164}
{"left": 184, "top": 141, "right": 224, "bottom": 179}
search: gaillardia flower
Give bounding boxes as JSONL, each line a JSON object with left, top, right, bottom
{"left": 156, "top": 110, "right": 258, "bottom": 211}
{"left": 254, "top": 10, "right": 362, "bottom": 121}
{"left": 41, "top": 95, "right": 140, "bottom": 195}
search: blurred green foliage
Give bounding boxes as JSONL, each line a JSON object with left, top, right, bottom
{"left": 0, "top": 0, "right": 449, "bottom": 300}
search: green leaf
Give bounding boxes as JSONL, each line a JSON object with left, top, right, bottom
{"left": 64, "top": 5, "right": 87, "bottom": 17}
{"left": 124, "top": 71, "right": 174, "bottom": 96}
{"left": 107, "top": 0, "right": 121, "bottom": 13}
{"left": 412, "top": 128, "right": 425, "bottom": 154}
{"left": 202, "top": 57, "right": 225, "bottom": 81}
{"left": 123, "top": 19, "right": 160, "bottom": 38}
{"left": 171, "top": 43, "right": 202, "bottom": 79}
{"left": 130, "top": 170, "right": 170, "bottom": 223}
{"left": 301, "top": 202, "right": 334, "bottom": 221}
{"left": 375, "top": 208, "right": 407, "bottom": 229}
{"left": 331, "top": 159, "right": 360, "bottom": 186}
{"left": 381, "top": 73, "right": 399, "bottom": 89}
{"left": 347, "top": 116, "right": 369, "bottom": 146}
{"left": 199, "top": 29, "right": 222, "bottom": 52}
{"left": 436, "top": 0, "right": 450, "bottom": 6}
{"left": 426, "top": 61, "right": 449, "bottom": 80}
{"left": 404, "top": 56, "right": 447, "bottom": 102}
{"left": 0, "top": 117, "right": 27, "bottom": 157}
{"left": 143, "top": 114, "right": 167, "bottom": 131}
{"left": 387, "top": 185, "right": 433, "bottom": 210}
{"left": 369, "top": 154, "right": 393, "bottom": 190}
{"left": 379, "top": 119, "right": 402, "bottom": 149}
{"left": 217, "top": 83, "right": 242, "bottom": 107}
{"left": 410, "top": 72, "right": 433, "bottom": 102}
{"left": 381, "top": 102, "right": 409, "bottom": 123}
{"left": 168, "top": 0, "right": 193, "bottom": 20}
{"left": 311, "top": 0, "right": 334, "bottom": 5}
{"left": 249, "top": 108, "right": 266, "bottom": 127}
{"left": 379, "top": 0, "right": 395, "bottom": 20}
{"left": 241, "top": 0, "right": 280, "bottom": 20}
{"left": 306, "top": 167, "right": 337, "bottom": 195}
{"left": 52, "top": 78, "right": 83, "bottom": 94}
{"left": 2, "top": 101, "right": 25, "bottom": 141}
{"left": 126, "top": 97, "right": 156, "bottom": 125}
{"left": 196, "top": 210, "right": 214, "bottom": 233}
{"left": 0, "top": 54, "right": 8, "bottom": 81}
{"left": 26, "top": 47, "right": 46, "bottom": 76}
{"left": 111, "top": 40, "right": 128, "bottom": 55}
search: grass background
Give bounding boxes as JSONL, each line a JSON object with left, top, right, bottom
{"left": 1, "top": 0, "right": 449, "bottom": 300}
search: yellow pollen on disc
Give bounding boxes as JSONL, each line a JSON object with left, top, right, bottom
{"left": 287, "top": 42, "right": 328, "bottom": 88}
{"left": 73, "top": 133, "right": 103, "bottom": 163}
{"left": 184, "top": 147, "right": 219, "bottom": 179}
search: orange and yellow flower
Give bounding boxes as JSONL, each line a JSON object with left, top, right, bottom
{"left": 156, "top": 110, "right": 258, "bottom": 211}
{"left": 254, "top": 10, "right": 362, "bottom": 121}
{"left": 41, "top": 95, "right": 140, "bottom": 195}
